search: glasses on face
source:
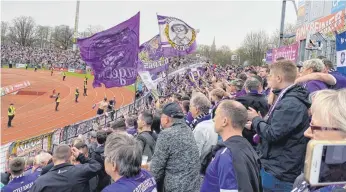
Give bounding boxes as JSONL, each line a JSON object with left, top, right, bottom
{"left": 309, "top": 123, "right": 341, "bottom": 134}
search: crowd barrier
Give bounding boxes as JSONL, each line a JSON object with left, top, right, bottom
{"left": 0, "top": 61, "right": 206, "bottom": 172}
{"left": 0, "top": 81, "right": 31, "bottom": 97}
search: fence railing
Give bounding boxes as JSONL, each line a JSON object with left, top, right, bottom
{"left": 0, "top": 61, "right": 206, "bottom": 172}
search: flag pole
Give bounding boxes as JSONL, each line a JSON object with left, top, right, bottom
{"left": 133, "top": 77, "right": 137, "bottom": 113}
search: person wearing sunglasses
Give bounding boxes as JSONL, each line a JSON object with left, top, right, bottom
{"left": 293, "top": 89, "right": 346, "bottom": 191}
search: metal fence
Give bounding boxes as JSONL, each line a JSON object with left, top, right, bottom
{"left": 0, "top": 61, "right": 206, "bottom": 172}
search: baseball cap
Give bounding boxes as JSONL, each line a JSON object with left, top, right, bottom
{"left": 162, "top": 102, "right": 184, "bottom": 119}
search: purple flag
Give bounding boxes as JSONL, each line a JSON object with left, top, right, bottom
{"left": 157, "top": 15, "right": 197, "bottom": 57}
{"left": 138, "top": 35, "right": 169, "bottom": 75}
{"left": 77, "top": 12, "right": 140, "bottom": 88}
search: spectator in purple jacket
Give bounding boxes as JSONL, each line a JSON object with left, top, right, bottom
{"left": 295, "top": 59, "right": 346, "bottom": 90}
{"left": 103, "top": 133, "right": 157, "bottom": 192}
{"left": 125, "top": 116, "right": 137, "bottom": 136}
{"left": 2, "top": 157, "right": 40, "bottom": 192}
{"left": 300, "top": 59, "right": 328, "bottom": 94}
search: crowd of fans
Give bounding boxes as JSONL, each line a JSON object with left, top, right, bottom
{"left": 1, "top": 44, "right": 86, "bottom": 69}
{"left": 1, "top": 44, "right": 205, "bottom": 72}
{"left": 1, "top": 56, "right": 346, "bottom": 192}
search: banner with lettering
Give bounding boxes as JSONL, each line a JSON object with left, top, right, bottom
{"left": 14, "top": 134, "right": 52, "bottom": 157}
{"left": 78, "top": 12, "right": 140, "bottom": 88}
{"left": 336, "top": 31, "right": 346, "bottom": 75}
{"left": 1, "top": 80, "right": 31, "bottom": 97}
{"left": 266, "top": 49, "right": 273, "bottom": 64}
{"left": 296, "top": 10, "right": 344, "bottom": 41}
{"left": 157, "top": 15, "right": 197, "bottom": 57}
{"left": 138, "top": 35, "right": 169, "bottom": 75}
{"left": 271, "top": 43, "right": 299, "bottom": 63}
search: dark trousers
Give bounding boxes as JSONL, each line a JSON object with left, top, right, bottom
{"left": 110, "top": 110, "right": 115, "bottom": 121}
{"left": 63, "top": 76, "right": 66, "bottom": 81}
{"left": 55, "top": 102, "right": 60, "bottom": 111}
{"left": 8, "top": 115, "right": 14, "bottom": 127}
{"left": 26, "top": 66, "right": 28, "bottom": 70}
{"left": 83, "top": 88, "right": 87, "bottom": 96}
{"left": 75, "top": 95, "right": 79, "bottom": 102}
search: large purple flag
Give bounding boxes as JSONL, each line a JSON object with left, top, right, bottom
{"left": 157, "top": 15, "right": 197, "bottom": 57}
{"left": 138, "top": 35, "right": 169, "bottom": 75}
{"left": 77, "top": 12, "right": 140, "bottom": 88}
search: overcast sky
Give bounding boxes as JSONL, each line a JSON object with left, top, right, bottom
{"left": 1, "top": 0, "right": 297, "bottom": 49}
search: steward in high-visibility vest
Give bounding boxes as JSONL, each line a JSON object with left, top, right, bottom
{"left": 8, "top": 103, "right": 15, "bottom": 127}
{"left": 55, "top": 93, "right": 61, "bottom": 111}
{"left": 83, "top": 82, "right": 87, "bottom": 96}
{"left": 62, "top": 72, "right": 66, "bottom": 81}
{"left": 75, "top": 88, "right": 79, "bottom": 103}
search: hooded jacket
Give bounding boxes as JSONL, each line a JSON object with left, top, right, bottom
{"left": 252, "top": 84, "right": 311, "bottom": 183}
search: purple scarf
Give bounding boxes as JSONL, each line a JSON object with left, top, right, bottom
{"left": 189, "top": 113, "right": 211, "bottom": 130}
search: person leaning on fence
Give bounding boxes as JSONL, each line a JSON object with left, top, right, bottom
{"left": 30, "top": 144, "right": 102, "bottom": 192}
{"left": 7, "top": 103, "right": 15, "bottom": 128}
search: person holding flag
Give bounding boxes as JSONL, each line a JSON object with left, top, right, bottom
{"left": 62, "top": 71, "right": 66, "bottom": 81}
{"left": 75, "top": 88, "right": 80, "bottom": 103}
{"left": 8, "top": 103, "right": 15, "bottom": 128}
{"left": 55, "top": 93, "right": 61, "bottom": 111}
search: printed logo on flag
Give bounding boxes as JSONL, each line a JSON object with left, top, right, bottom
{"left": 164, "top": 17, "right": 196, "bottom": 51}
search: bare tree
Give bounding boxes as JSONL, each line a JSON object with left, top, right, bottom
{"left": 52, "top": 25, "right": 73, "bottom": 49}
{"left": 34, "top": 25, "right": 51, "bottom": 48}
{"left": 1, "top": 21, "right": 9, "bottom": 44}
{"left": 8, "top": 16, "right": 36, "bottom": 46}
{"left": 80, "top": 25, "right": 104, "bottom": 38}
{"left": 270, "top": 23, "right": 297, "bottom": 48}
{"left": 196, "top": 44, "right": 211, "bottom": 58}
{"left": 241, "top": 30, "right": 269, "bottom": 66}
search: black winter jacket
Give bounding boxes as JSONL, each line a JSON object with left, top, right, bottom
{"left": 252, "top": 84, "right": 311, "bottom": 183}
{"left": 236, "top": 92, "right": 269, "bottom": 146}
{"left": 30, "top": 154, "right": 101, "bottom": 192}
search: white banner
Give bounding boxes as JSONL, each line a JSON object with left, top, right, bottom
{"left": 68, "top": 68, "right": 75, "bottom": 73}
{"left": 138, "top": 71, "right": 157, "bottom": 91}
{"left": 16, "top": 63, "right": 26, "bottom": 68}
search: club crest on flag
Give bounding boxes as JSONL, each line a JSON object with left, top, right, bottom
{"left": 138, "top": 35, "right": 169, "bottom": 76}
{"left": 157, "top": 15, "right": 197, "bottom": 57}
{"left": 164, "top": 17, "right": 196, "bottom": 51}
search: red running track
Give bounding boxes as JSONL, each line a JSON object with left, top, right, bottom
{"left": 1, "top": 68, "right": 134, "bottom": 144}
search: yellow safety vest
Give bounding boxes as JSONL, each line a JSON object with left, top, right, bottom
{"left": 8, "top": 106, "right": 15, "bottom": 116}
{"left": 56, "top": 97, "right": 61, "bottom": 103}
{"left": 75, "top": 90, "right": 79, "bottom": 95}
